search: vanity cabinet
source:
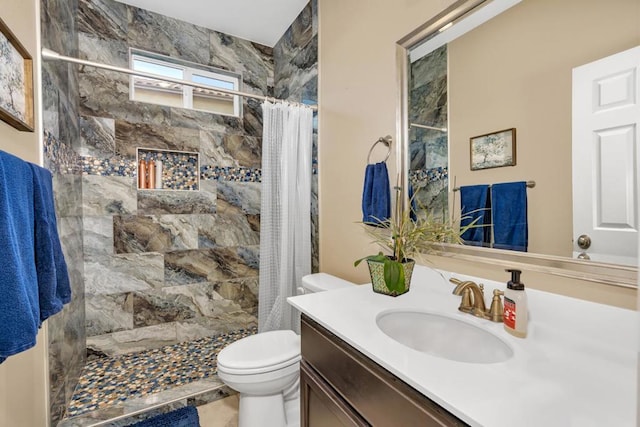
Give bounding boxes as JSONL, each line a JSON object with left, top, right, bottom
{"left": 300, "top": 315, "right": 468, "bottom": 427}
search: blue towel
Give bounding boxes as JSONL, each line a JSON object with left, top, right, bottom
{"left": 491, "top": 181, "right": 528, "bottom": 252}
{"left": 0, "top": 151, "right": 40, "bottom": 363}
{"left": 30, "top": 164, "right": 71, "bottom": 321}
{"left": 408, "top": 182, "right": 417, "bottom": 222}
{"left": 130, "top": 406, "right": 200, "bottom": 427}
{"left": 459, "top": 185, "right": 491, "bottom": 246}
{"left": 362, "top": 162, "right": 390, "bottom": 225}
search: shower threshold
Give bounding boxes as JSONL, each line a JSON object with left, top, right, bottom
{"left": 58, "top": 378, "right": 232, "bottom": 427}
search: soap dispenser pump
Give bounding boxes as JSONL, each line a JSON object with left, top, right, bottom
{"left": 503, "top": 269, "right": 528, "bottom": 338}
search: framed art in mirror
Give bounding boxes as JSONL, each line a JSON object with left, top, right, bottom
{"left": 470, "top": 127, "right": 516, "bottom": 170}
{"left": 0, "top": 17, "right": 34, "bottom": 132}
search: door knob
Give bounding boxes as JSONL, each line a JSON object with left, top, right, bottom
{"left": 577, "top": 252, "right": 591, "bottom": 260}
{"left": 577, "top": 234, "right": 591, "bottom": 249}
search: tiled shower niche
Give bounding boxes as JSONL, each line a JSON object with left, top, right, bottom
{"left": 137, "top": 148, "right": 200, "bottom": 191}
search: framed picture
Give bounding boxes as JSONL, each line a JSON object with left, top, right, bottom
{"left": 0, "top": 17, "right": 34, "bottom": 132}
{"left": 470, "top": 128, "right": 516, "bottom": 170}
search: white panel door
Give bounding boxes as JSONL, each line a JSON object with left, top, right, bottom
{"left": 572, "top": 46, "right": 640, "bottom": 266}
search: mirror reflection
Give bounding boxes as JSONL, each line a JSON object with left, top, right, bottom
{"left": 407, "top": 0, "right": 639, "bottom": 266}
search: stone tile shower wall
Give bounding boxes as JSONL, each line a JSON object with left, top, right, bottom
{"left": 409, "top": 45, "right": 449, "bottom": 220}
{"left": 273, "top": 0, "right": 319, "bottom": 272}
{"left": 41, "top": 0, "right": 87, "bottom": 424}
{"left": 39, "top": 0, "right": 317, "bottom": 420}
{"left": 76, "top": 0, "right": 272, "bottom": 357}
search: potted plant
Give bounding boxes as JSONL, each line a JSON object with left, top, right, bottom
{"left": 354, "top": 185, "right": 469, "bottom": 297}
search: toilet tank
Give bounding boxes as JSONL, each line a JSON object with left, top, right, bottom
{"left": 298, "top": 273, "right": 353, "bottom": 295}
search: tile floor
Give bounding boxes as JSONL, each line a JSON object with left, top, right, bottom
{"left": 198, "top": 395, "right": 239, "bottom": 427}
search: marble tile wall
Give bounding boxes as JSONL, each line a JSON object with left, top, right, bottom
{"left": 76, "top": 0, "right": 281, "bottom": 358}
{"left": 41, "top": 2, "right": 318, "bottom": 418}
{"left": 409, "top": 45, "right": 449, "bottom": 220}
{"left": 273, "top": 0, "right": 319, "bottom": 272}
{"left": 41, "top": 0, "right": 86, "bottom": 424}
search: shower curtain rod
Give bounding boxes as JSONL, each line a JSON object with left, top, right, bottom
{"left": 410, "top": 123, "right": 447, "bottom": 132}
{"left": 41, "top": 48, "right": 318, "bottom": 111}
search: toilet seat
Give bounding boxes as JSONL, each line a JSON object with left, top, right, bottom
{"left": 217, "top": 330, "right": 301, "bottom": 375}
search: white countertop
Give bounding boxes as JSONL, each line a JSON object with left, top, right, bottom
{"left": 288, "top": 265, "right": 638, "bottom": 427}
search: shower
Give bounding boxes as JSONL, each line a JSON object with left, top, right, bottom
{"left": 41, "top": 0, "right": 318, "bottom": 424}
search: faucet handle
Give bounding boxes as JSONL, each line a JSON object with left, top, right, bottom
{"left": 487, "top": 289, "right": 504, "bottom": 323}
{"left": 449, "top": 277, "right": 463, "bottom": 286}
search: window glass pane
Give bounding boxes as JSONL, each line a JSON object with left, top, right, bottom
{"left": 193, "top": 95, "right": 235, "bottom": 114}
{"left": 129, "top": 51, "right": 240, "bottom": 117}
{"left": 192, "top": 74, "right": 236, "bottom": 91}
{"left": 133, "top": 58, "right": 184, "bottom": 80}
{"left": 135, "top": 87, "right": 184, "bottom": 108}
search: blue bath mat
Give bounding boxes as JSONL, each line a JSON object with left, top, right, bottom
{"left": 129, "top": 406, "right": 200, "bottom": 427}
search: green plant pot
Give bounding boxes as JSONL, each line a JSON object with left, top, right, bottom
{"left": 366, "top": 258, "right": 415, "bottom": 297}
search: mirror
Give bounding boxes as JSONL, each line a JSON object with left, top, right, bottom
{"left": 396, "top": 0, "right": 639, "bottom": 286}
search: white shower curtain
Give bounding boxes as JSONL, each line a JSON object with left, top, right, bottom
{"left": 258, "top": 101, "right": 313, "bottom": 333}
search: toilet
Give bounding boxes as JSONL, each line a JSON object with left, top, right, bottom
{"left": 216, "top": 273, "right": 353, "bottom": 427}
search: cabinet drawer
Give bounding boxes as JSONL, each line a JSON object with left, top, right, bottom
{"left": 301, "top": 315, "right": 467, "bottom": 427}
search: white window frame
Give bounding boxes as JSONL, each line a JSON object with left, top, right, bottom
{"left": 129, "top": 49, "right": 241, "bottom": 117}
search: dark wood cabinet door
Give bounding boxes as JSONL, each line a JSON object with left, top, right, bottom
{"left": 300, "top": 360, "right": 369, "bottom": 427}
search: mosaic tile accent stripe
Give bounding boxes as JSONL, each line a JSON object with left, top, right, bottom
{"left": 65, "top": 328, "right": 256, "bottom": 418}
{"left": 81, "top": 156, "right": 137, "bottom": 177}
{"left": 200, "top": 165, "right": 261, "bottom": 182}
{"left": 44, "top": 131, "right": 83, "bottom": 174}
{"left": 410, "top": 166, "right": 449, "bottom": 186}
{"left": 79, "top": 154, "right": 265, "bottom": 182}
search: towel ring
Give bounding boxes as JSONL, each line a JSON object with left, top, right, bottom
{"left": 367, "top": 135, "right": 392, "bottom": 164}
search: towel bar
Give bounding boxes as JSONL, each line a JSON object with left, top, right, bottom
{"left": 367, "top": 135, "right": 392, "bottom": 164}
{"left": 452, "top": 181, "right": 536, "bottom": 192}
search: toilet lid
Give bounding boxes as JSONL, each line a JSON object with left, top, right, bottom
{"left": 217, "top": 330, "right": 301, "bottom": 374}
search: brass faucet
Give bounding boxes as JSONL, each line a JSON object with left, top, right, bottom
{"left": 449, "top": 278, "right": 503, "bottom": 322}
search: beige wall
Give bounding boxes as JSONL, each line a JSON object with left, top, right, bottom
{"left": 0, "top": 1, "right": 49, "bottom": 426}
{"left": 318, "top": 0, "right": 637, "bottom": 309}
{"left": 0, "top": 0, "right": 41, "bottom": 162}
{"left": 318, "top": 0, "right": 454, "bottom": 281}
{"left": 449, "top": 0, "right": 640, "bottom": 257}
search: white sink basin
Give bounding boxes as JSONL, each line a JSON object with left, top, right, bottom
{"left": 376, "top": 310, "right": 513, "bottom": 364}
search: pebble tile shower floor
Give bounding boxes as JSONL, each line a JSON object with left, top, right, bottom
{"left": 65, "top": 328, "right": 257, "bottom": 418}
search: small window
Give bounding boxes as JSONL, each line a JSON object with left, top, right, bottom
{"left": 129, "top": 50, "right": 241, "bottom": 117}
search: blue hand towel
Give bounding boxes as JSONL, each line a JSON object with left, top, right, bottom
{"left": 30, "top": 164, "right": 71, "bottom": 321}
{"left": 0, "top": 151, "right": 40, "bottom": 363}
{"left": 491, "top": 181, "right": 528, "bottom": 252}
{"left": 130, "top": 406, "right": 200, "bottom": 427}
{"left": 362, "top": 162, "right": 390, "bottom": 225}
{"left": 459, "top": 185, "right": 491, "bottom": 246}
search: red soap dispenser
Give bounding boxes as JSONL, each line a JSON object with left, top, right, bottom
{"left": 503, "top": 269, "right": 528, "bottom": 338}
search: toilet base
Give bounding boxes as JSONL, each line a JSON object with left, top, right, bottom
{"left": 283, "top": 378, "right": 300, "bottom": 427}
{"left": 237, "top": 379, "right": 300, "bottom": 427}
{"left": 239, "top": 393, "right": 285, "bottom": 427}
